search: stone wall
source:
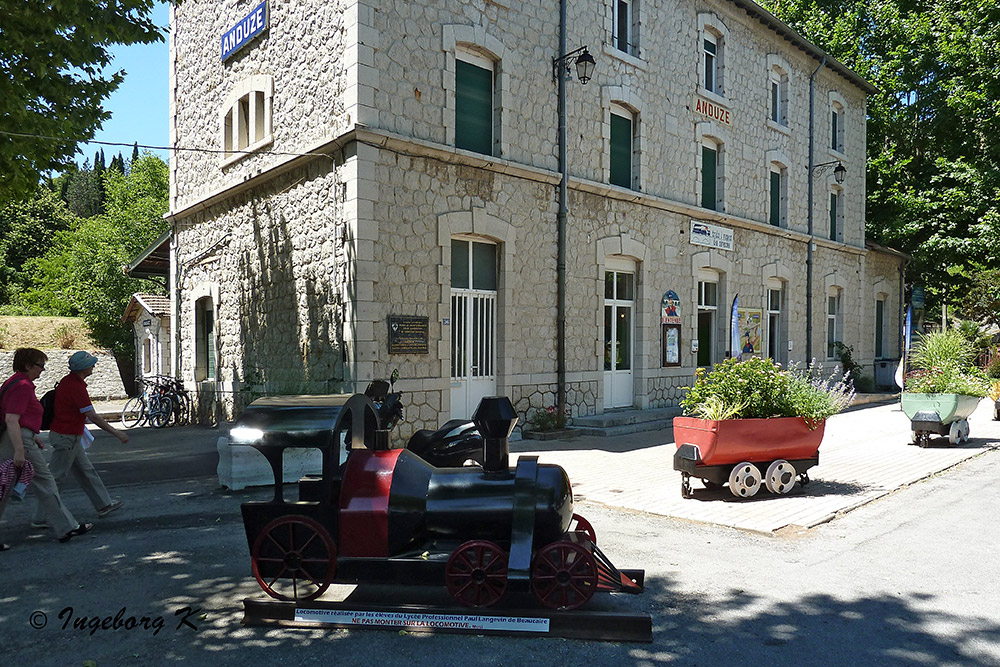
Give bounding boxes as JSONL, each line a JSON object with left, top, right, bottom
{"left": 0, "top": 350, "right": 126, "bottom": 400}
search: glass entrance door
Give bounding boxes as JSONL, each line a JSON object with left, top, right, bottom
{"left": 603, "top": 267, "right": 634, "bottom": 409}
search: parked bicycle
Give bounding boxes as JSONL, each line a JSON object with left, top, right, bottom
{"left": 121, "top": 375, "right": 193, "bottom": 429}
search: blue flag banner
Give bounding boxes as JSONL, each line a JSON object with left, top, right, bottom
{"left": 730, "top": 295, "right": 740, "bottom": 361}
{"left": 904, "top": 304, "right": 913, "bottom": 354}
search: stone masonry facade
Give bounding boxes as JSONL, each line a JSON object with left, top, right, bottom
{"left": 169, "top": 0, "right": 905, "bottom": 431}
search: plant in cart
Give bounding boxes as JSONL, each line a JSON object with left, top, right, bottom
{"left": 674, "top": 357, "right": 854, "bottom": 499}
{"left": 901, "top": 329, "right": 989, "bottom": 447}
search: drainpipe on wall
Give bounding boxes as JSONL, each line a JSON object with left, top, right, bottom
{"left": 555, "top": 0, "right": 568, "bottom": 418}
{"left": 806, "top": 56, "right": 826, "bottom": 362}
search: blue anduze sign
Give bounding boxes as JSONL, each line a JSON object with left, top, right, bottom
{"left": 221, "top": 1, "right": 268, "bottom": 62}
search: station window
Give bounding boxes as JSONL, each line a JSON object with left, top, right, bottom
{"left": 455, "top": 50, "right": 496, "bottom": 156}
{"left": 221, "top": 76, "right": 273, "bottom": 164}
{"left": 701, "top": 139, "right": 723, "bottom": 211}
{"left": 610, "top": 104, "right": 636, "bottom": 189}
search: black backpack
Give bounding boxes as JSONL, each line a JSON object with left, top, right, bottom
{"left": 39, "top": 382, "right": 59, "bottom": 431}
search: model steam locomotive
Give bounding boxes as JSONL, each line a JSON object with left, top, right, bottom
{"left": 240, "top": 393, "right": 642, "bottom": 610}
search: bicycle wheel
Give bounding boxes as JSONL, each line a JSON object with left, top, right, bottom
{"left": 121, "top": 397, "right": 146, "bottom": 429}
{"left": 148, "top": 396, "right": 172, "bottom": 429}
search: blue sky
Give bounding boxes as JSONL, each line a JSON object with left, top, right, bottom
{"left": 82, "top": 1, "right": 170, "bottom": 166}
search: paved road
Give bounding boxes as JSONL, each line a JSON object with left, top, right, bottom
{"left": 2, "top": 410, "right": 999, "bottom": 665}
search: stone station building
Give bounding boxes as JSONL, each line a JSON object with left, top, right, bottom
{"left": 166, "top": 0, "right": 906, "bottom": 430}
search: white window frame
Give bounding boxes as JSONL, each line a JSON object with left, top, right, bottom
{"left": 609, "top": 103, "right": 637, "bottom": 189}
{"left": 766, "top": 282, "right": 784, "bottom": 363}
{"left": 697, "top": 273, "right": 719, "bottom": 366}
{"left": 769, "top": 68, "right": 788, "bottom": 126}
{"left": 442, "top": 26, "right": 510, "bottom": 158}
{"left": 220, "top": 75, "right": 274, "bottom": 167}
{"left": 827, "top": 289, "right": 842, "bottom": 361}
{"left": 829, "top": 91, "right": 847, "bottom": 155}
{"left": 613, "top": 0, "right": 636, "bottom": 56}
{"left": 698, "top": 15, "right": 729, "bottom": 101}
{"left": 701, "top": 137, "right": 723, "bottom": 211}
{"left": 769, "top": 163, "right": 787, "bottom": 227}
{"left": 829, "top": 186, "right": 845, "bottom": 242}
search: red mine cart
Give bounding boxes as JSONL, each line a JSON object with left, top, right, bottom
{"left": 672, "top": 416, "right": 824, "bottom": 498}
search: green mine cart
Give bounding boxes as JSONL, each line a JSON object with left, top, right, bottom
{"left": 901, "top": 392, "right": 981, "bottom": 447}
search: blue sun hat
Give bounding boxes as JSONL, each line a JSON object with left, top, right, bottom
{"left": 68, "top": 351, "right": 98, "bottom": 371}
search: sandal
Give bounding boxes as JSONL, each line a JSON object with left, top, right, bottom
{"left": 59, "top": 522, "right": 94, "bottom": 543}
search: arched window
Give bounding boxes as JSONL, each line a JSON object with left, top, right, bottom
{"left": 195, "top": 296, "right": 216, "bottom": 381}
{"left": 221, "top": 75, "right": 274, "bottom": 164}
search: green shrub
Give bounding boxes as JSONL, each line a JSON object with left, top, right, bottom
{"left": 527, "top": 405, "right": 569, "bottom": 431}
{"left": 681, "top": 357, "right": 854, "bottom": 423}
{"left": 905, "top": 330, "right": 989, "bottom": 397}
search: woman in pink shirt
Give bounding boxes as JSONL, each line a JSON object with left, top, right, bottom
{"left": 0, "top": 348, "right": 91, "bottom": 548}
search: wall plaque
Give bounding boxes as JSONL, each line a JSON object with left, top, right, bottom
{"left": 388, "top": 316, "right": 429, "bottom": 355}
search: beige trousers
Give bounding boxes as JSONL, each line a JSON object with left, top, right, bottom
{"left": 32, "top": 431, "right": 112, "bottom": 521}
{"left": 0, "top": 427, "right": 78, "bottom": 538}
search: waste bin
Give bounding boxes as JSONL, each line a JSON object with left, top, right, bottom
{"left": 874, "top": 359, "right": 898, "bottom": 389}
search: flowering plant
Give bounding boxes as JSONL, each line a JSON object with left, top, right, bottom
{"left": 527, "top": 405, "right": 569, "bottom": 431}
{"left": 904, "top": 330, "right": 989, "bottom": 397}
{"left": 681, "top": 357, "right": 855, "bottom": 424}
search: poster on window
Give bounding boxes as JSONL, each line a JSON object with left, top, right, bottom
{"left": 736, "top": 308, "right": 763, "bottom": 356}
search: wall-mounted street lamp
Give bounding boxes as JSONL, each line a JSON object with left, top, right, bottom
{"left": 812, "top": 159, "right": 847, "bottom": 184}
{"left": 553, "top": 46, "right": 596, "bottom": 84}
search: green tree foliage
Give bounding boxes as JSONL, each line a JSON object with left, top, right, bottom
{"left": 961, "top": 270, "right": 1000, "bottom": 332}
{"left": 64, "top": 159, "right": 105, "bottom": 218}
{"left": 758, "top": 0, "right": 1000, "bottom": 311}
{"left": 13, "top": 155, "right": 169, "bottom": 354}
{"left": 0, "top": 186, "right": 75, "bottom": 304}
{"left": 0, "top": 0, "right": 164, "bottom": 200}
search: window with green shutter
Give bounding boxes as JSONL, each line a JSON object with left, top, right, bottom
{"left": 610, "top": 112, "right": 632, "bottom": 188}
{"left": 829, "top": 191, "right": 838, "bottom": 240}
{"left": 770, "top": 170, "right": 782, "bottom": 226}
{"left": 702, "top": 146, "right": 717, "bottom": 210}
{"left": 831, "top": 109, "right": 840, "bottom": 151}
{"left": 456, "top": 59, "right": 493, "bottom": 155}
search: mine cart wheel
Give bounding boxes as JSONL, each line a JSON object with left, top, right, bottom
{"left": 569, "top": 514, "right": 598, "bottom": 545}
{"left": 765, "top": 460, "right": 797, "bottom": 495}
{"left": 251, "top": 515, "right": 337, "bottom": 602}
{"left": 911, "top": 430, "right": 921, "bottom": 444}
{"left": 445, "top": 540, "right": 509, "bottom": 608}
{"left": 917, "top": 432, "right": 931, "bottom": 448}
{"left": 995, "top": 407, "right": 1000, "bottom": 422}
{"left": 960, "top": 419, "right": 971, "bottom": 443}
{"left": 681, "top": 472, "right": 693, "bottom": 498}
{"left": 948, "top": 421, "right": 962, "bottom": 445}
{"left": 728, "top": 462, "right": 762, "bottom": 498}
{"left": 798, "top": 472, "right": 810, "bottom": 486}
{"left": 531, "top": 540, "right": 598, "bottom": 610}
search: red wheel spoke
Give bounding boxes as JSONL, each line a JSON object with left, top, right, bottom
{"left": 265, "top": 532, "right": 287, "bottom": 554}
{"left": 267, "top": 566, "right": 288, "bottom": 587}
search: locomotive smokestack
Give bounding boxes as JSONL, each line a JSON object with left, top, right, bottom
{"left": 472, "top": 396, "right": 518, "bottom": 474}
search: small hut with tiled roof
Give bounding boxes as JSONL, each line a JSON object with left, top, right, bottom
{"left": 122, "top": 293, "right": 172, "bottom": 382}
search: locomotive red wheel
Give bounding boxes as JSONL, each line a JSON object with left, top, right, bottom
{"left": 531, "top": 540, "right": 598, "bottom": 610}
{"left": 445, "top": 540, "right": 509, "bottom": 608}
{"left": 251, "top": 516, "right": 337, "bottom": 602}
{"left": 569, "top": 513, "right": 597, "bottom": 544}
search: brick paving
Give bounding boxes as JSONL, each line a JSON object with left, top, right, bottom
{"left": 513, "top": 400, "right": 1000, "bottom": 534}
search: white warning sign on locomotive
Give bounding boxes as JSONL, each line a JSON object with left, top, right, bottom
{"left": 294, "top": 608, "right": 551, "bottom": 633}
